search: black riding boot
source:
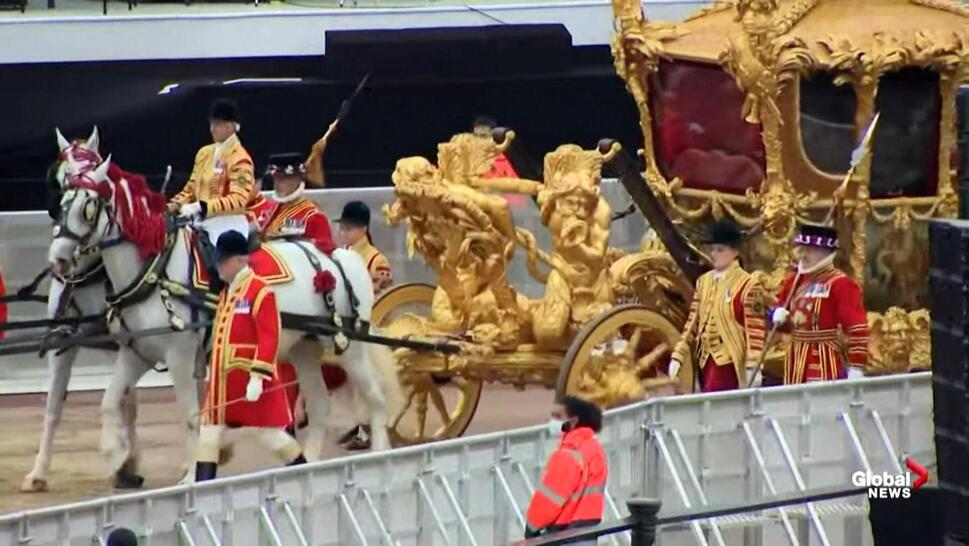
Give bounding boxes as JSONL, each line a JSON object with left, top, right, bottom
{"left": 197, "top": 230, "right": 226, "bottom": 294}
{"left": 195, "top": 461, "right": 218, "bottom": 482}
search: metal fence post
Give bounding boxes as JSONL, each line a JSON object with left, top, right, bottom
{"left": 626, "top": 499, "right": 661, "bottom": 546}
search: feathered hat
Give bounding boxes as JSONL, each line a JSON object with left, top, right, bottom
{"left": 794, "top": 223, "right": 838, "bottom": 250}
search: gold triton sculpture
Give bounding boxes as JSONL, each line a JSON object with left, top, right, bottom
{"left": 376, "top": 133, "right": 686, "bottom": 444}
{"left": 610, "top": 0, "right": 969, "bottom": 378}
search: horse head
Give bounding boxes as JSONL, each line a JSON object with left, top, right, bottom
{"left": 48, "top": 127, "right": 104, "bottom": 220}
{"left": 48, "top": 149, "right": 116, "bottom": 278}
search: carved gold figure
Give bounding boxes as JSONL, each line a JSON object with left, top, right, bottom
{"left": 378, "top": 134, "right": 686, "bottom": 444}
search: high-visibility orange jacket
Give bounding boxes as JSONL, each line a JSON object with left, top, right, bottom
{"left": 525, "top": 426, "right": 608, "bottom": 537}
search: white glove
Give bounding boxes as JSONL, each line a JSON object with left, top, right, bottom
{"left": 179, "top": 201, "right": 203, "bottom": 219}
{"left": 847, "top": 367, "right": 864, "bottom": 380}
{"left": 772, "top": 307, "right": 790, "bottom": 325}
{"left": 245, "top": 374, "right": 265, "bottom": 402}
{"left": 668, "top": 359, "right": 681, "bottom": 378}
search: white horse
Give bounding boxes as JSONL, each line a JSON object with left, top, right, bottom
{"left": 22, "top": 128, "right": 143, "bottom": 492}
{"left": 48, "top": 153, "right": 394, "bottom": 481}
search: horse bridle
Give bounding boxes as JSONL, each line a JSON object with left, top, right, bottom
{"left": 55, "top": 175, "right": 119, "bottom": 259}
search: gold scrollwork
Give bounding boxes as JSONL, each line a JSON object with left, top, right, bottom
{"left": 867, "top": 307, "right": 931, "bottom": 374}
{"left": 610, "top": 0, "right": 969, "bottom": 378}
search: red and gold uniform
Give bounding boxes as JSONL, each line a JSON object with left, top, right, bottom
{"left": 247, "top": 193, "right": 279, "bottom": 233}
{"left": 350, "top": 237, "right": 392, "bottom": 294}
{"left": 202, "top": 267, "right": 292, "bottom": 428}
{"left": 171, "top": 134, "right": 256, "bottom": 216}
{"left": 264, "top": 197, "right": 336, "bottom": 256}
{"left": 673, "top": 261, "right": 766, "bottom": 391}
{"left": 774, "top": 257, "right": 869, "bottom": 384}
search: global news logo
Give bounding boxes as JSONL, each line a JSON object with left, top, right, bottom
{"left": 851, "top": 457, "right": 929, "bottom": 499}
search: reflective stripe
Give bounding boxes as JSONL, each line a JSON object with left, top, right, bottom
{"left": 564, "top": 448, "right": 584, "bottom": 466}
{"left": 569, "top": 483, "right": 606, "bottom": 502}
{"left": 536, "top": 482, "right": 566, "bottom": 507}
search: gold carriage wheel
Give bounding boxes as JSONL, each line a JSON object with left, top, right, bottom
{"left": 556, "top": 304, "right": 689, "bottom": 408}
{"left": 372, "top": 283, "right": 484, "bottom": 446}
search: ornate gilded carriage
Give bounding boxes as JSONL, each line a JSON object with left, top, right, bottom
{"left": 612, "top": 0, "right": 969, "bottom": 375}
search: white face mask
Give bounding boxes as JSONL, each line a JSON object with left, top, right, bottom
{"left": 547, "top": 419, "right": 565, "bottom": 436}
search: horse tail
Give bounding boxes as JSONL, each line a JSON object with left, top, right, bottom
{"left": 365, "top": 342, "right": 405, "bottom": 419}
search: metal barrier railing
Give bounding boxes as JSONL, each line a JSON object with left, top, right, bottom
{"left": 512, "top": 486, "right": 868, "bottom": 546}
{"left": 0, "top": 374, "right": 933, "bottom": 545}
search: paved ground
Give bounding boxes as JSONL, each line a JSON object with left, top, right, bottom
{"left": 0, "top": 384, "right": 555, "bottom": 514}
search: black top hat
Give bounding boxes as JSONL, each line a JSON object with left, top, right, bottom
{"left": 266, "top": 153, "right": 305, "bottom": 177}
{"left": 216, "top": 231, "right": 250, "bottom": 262}
{"left": 337, "top": 200, "right": 371, "bottom": 227}
{"left": 209, "top": 99, "right": 239, "bottom": 123}
{"left": 106, "top": 528, "right": 138, "bottom": 546}
{"left": 703, "top": 220, "right": 742, "bottom": 247}
{"left": 794, "top": 223, "right": 838, "bottom": 249}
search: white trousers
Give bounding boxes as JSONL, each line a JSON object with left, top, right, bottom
{"left": 197, "top": 424, "right": 302, "bottom": 464}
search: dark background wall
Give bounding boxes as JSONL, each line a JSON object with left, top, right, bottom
{"left": 0, "top": 25, "right": 643, "bottom": 211}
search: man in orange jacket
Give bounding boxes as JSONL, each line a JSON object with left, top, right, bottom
{"left": 525, "top": 396, "right": 608, "bottom": 542}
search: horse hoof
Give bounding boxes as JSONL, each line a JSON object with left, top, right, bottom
{"left": 113, "top": 470, "right": 145, "bottom": 490}
{"left": 21, "top": 476, "right": 48, "bottom": 493}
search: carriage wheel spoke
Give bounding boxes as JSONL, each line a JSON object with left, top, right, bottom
{"left": 415, "top": 392, "right": 430, "bottom": 438}
{"left": 392, "top": 390, "right": 418, "bottom": 430}
{"left": 429, "top": 387, "right": 450, "bottom": 427}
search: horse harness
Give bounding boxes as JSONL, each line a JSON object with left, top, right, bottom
{"left": 103, "top": 223, "right": 214, "bottom": 370}
{"left": 268, "top": 234, "right": 362, "bottom": 355}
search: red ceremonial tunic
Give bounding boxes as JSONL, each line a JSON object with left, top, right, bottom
{"left": 774, "top": 263, "right": 869, "bottom": 384}
{"left": 262, "top": 196, "right": 341, "bottom": 412}
{"left": 247, "top": 194, "right": 279, "bottom": 233}
{"left": 263, "top": 196, "right": 336, "bottom": 255}
{"left": 202, "top": 268, "right": 292, "bottom": 428}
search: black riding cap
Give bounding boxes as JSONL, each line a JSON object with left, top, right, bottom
{"left": 337, "top": 200, "right": 371, "bottom": 227}
{"left": 216, "top": 231, "right": 249, "bottom": 262}
{"left": 209, "top": 99, "right": 239, "bottom": 123}
{"left": 704, "top": 220, "right": 742, "bottom": 248}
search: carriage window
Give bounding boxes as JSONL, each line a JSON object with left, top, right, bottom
{"left": 650, "top": 60, "right": 766, "bottom": 194}
{"left": 799, "top": 73, "right": 856, "bottom": 174}
{"left": 870, "top": 69, "right": 941, "bottom": 198}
